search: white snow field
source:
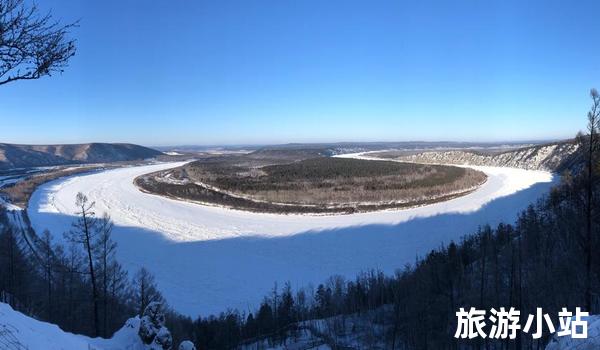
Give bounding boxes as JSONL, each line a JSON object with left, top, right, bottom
{"left": 28, "top": 156, "right": 555, "bottom": 316}
{"left": 0, "top": 302, "right": 146, "bottom": 350}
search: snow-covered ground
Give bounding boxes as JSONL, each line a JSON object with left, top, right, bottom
{"left": 545, "top": 315, "right": 600, "bottom": 350}
{"left": 27, "top": 156, "right": 555, "bottom": 316}
{"left": 0, "top": 302, "right": 146, "bottom": 350}
{"left": 3, "top": 300, "right": 599, "bottom": 350}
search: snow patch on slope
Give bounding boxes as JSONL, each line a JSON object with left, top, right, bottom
{"left": 395, "top": 142, "right": 578, "bottom": 171}
{"left": 0, "top": 302, "right": 145, "bottom": 350}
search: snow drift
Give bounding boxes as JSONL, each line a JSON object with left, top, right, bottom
{"left": 0, "top": 302, "right": 145, "bottom": 350}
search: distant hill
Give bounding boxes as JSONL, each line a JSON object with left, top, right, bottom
{"left": 0, "top": 143, "right": 163, "bottom": 169}
{"left": 157, "top": 141, "right": 549, "bottom": 156}
{"left": 388, "top": 139, "right": 580, "bottom": 171}
{"left": 247, "top": 141, "right": 546, "bottom": 160}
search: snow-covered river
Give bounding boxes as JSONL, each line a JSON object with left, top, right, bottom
{"left": 28, "top": 156, "right": 554, "bottom": 316}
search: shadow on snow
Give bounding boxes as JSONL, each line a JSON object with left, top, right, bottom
{"left": 30, "top": 179, "right": 555, "bottom": 317}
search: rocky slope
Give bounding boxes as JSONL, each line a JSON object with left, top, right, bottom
{"left": 391, "top": 141, "right": 579, "bottom": 171}
{"left": 0, "top": 143, "right": 163, "bottom": 169}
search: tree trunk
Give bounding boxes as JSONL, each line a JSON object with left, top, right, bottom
{"left": 586, "top": 127, "right": 594, "bottom": 312}
{"left": 103, "top": 241, "right": 108, "bottom": 337}
{"left": 82, "top": 209, "right": 100, "bottom": 337}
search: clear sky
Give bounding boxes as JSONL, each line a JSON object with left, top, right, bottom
{"left": 2, "top": 0, "right": 599, "bottom": 146}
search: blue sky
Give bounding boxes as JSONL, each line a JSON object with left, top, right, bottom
{"left": 2, "top": 0, "right": 599, "bottom": 146}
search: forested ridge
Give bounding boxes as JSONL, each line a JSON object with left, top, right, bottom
{"left": 136, "top": 157, "right": 486, "bottom": 214}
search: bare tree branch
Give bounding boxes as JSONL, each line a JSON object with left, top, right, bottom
{"left": 0, "top": 0, "right": 76, "bottom": 86}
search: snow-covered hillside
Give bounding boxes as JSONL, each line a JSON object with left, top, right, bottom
{"left": 239, "top": 309, "right": 392, "bottom": 350}
{"left": 245, "top": 310, "right": 600, "bottom": 350}
{"left": 0, "top": 301, "right": 192, "bottom": 350}
{"left": 0, "top": 302, "right": 145, "bottom": 350}
{"left": 242, "top": 308, "right": 600, "bottom": 350}
{"left": 0, "top": 143, "right": 163, "bottom": 170}
{"left": 396, "top": 142, "right": 578, "bottom": 171}
{"left": 545, "top": 315, "right": 600, "bottom": 350}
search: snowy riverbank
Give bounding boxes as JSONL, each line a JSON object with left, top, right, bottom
{"left": 27, "top": 157, "right": 554, "bottom": 315}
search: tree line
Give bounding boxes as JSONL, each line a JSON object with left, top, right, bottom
{"left": 0, "top": 197, "right": 165, "bottom": 340}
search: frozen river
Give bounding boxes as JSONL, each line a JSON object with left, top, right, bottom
{"left": 28, "top": 156, "right": 554, "bottom": 316}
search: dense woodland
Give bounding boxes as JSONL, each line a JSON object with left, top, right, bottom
{"left": 188, "top": 157, "right": 486, "bottom": 199}
{"left": 0, "top": 206, "right": 166, "bottom": 339}
{"left": 136, "top": 157, "right": 486, "bottom": 214}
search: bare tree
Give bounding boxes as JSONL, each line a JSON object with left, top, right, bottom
{"left": 64, "top": 192, "right": 100, "bottom": 336}
{"left": 95, "top": 213, "right": 116, "bottom": 337}
{"left": 40, "top": 229, "right": 54, "bottom": 320}
{"left": 107, "top": 261, "right": 129, "bottom": 331}
{"left": 0, "top": 0, "right": 76, "bottom": 86}
{"left": 132, "top": 267, "right": 164, "bottom": 316}
{"left": 579, "top": 88, "right": 600, "bottom": 311}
